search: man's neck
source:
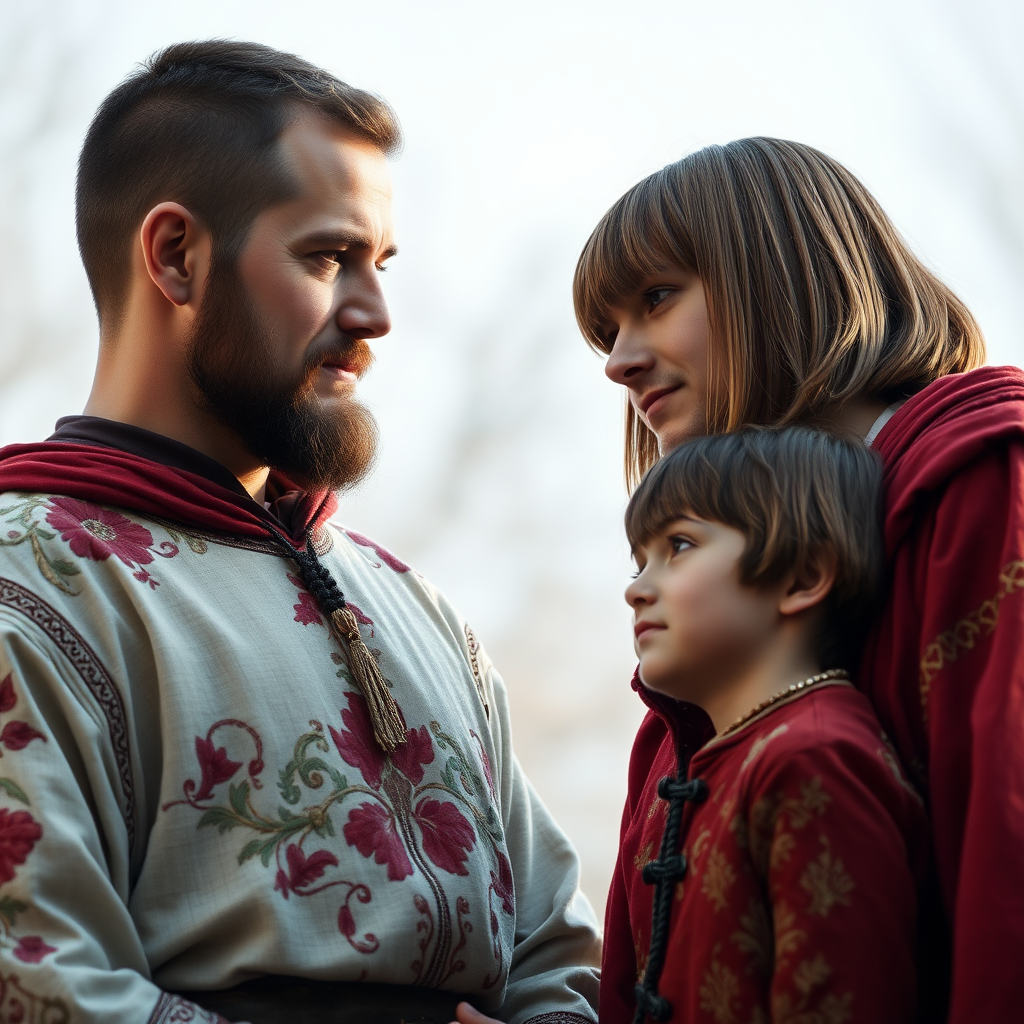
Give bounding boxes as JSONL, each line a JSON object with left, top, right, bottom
{"left": 84, "top": 388, "right": 270, "bottom": 503}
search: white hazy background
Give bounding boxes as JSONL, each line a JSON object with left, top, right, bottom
{"left": 2, "top": 0, "right": 1022, "bottom": 920}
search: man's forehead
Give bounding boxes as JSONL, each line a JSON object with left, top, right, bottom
{"left": 272, "top": 112, "right": 395, "bottom": 248}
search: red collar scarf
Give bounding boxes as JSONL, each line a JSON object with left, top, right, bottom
{"left": 0, "top": 441, "right": 336, "bottom": 549}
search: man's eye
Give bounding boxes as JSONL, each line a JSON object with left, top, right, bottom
{"left": 314, "top": 251, "right": 345, "bottom": 268}
{"left": 644, "top": 287, "right": 674, "bottom": 311}
{"left": 669, "top": 536, "right": 693, "bottom": 554}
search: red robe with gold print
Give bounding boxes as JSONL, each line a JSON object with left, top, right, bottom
{"left": 861, "top": 365, "right": 1024, "bottom": 1023}
{"left": 601, "top": 680, "right": 930, "bottom": 1024}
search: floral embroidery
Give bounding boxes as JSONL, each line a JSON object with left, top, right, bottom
{"left": 799, "top": 836, "right": 854, "bottom": 917}
{"left": 0, "top": 495, "right": 197, "bottom": 593}
{"left": 463, "top": 624, "right": 489, "bottom": 717}
{"left": 0, "top": 969, "right": 70, "bottom": 1023}
{"left": 700, "top": 846, "right": 736, "bottom": 912}
{"left": 772, "top": 900, "right": 808, "bottom": 967}
{"left": 772, "top": 952, "right": 853, "bottom": 1024}
{"left": 698, "top": 947, "right": 740, "bottom": 1023}
{"left": 345, "top": 530, "right": 411, "bottom": 573}
{"left": 730, "top": 897, "right": 773, "bottom": 979}
{"left": 149, "top": 991, "right": 229, "bottom": 1023}
{"left": 164, "top": 694, "right": 512, "bottom": 988}
{"left": 0, "top": 673, "right": 55, "bottom": 965}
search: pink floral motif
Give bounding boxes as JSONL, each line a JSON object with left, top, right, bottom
{"left": 274, "top": 843, "right": 339, "bottom": 898}
{"left": 0, "top": 676, "right": 14, "bottom": 714}
{"left": 330, "top": 693, "right": 387, "bottom": 790}
{"left": 414, "top": 798, "right": 476, "bottom": 876}
{"left": 490, "top": 851, "right": 514, "bottom": 916}
{"left": 337, "top": 903, "right": 357, "bottom": 937}
{"left": 192, "top": 736, "right": 243, "bottom": 803}
{"left": 13, "top": 935, "right": 57, "bottom": 964}
{"left": 286, "top": 574, "right": 324, "bottom": 626}
{"left": 391, "top": 725, "right": 435, "bottom": 785}
{"left": 345, "top": 531, "right": 411, "bottom": 573}
{"left": 46, "top": 497, "right": 155, "bottom": 568}
{"left": 0, "top": 808, "right": 42, "bottom": 885}
{"left": 0, "top": 721, "right": 45, "bottom": 753}
{"left": 344, "top": 803, "right": 413, "bottom": 881}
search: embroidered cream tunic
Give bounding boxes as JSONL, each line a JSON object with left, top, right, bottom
{"left": 0, "top": 493, "right": 600, "bottom": 1024}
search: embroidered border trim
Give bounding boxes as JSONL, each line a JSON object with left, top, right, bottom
{"left": 464, "top": 623, "right": 489, "bottom": 718}
{"left": 0, "top": 576, "right": 136, "bottom": 852}
{"left": 0, "top": 969, "right": 71, "bottom": 1023}
{"left": 919, "top": 559, "right": 1024, "bottom": 718}
{"left": 148, "top": 992, "right": 229, "bottom": 1024}
{"left": 523, "top": 1014, "right": 595, "bottom": 1024}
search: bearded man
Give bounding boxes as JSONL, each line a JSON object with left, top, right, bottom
{"left": 0, "top": 41, "right": 600, "bottom": 1024}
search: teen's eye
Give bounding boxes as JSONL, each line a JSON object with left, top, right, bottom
{"left": 643, "top": 287, "right": 674, "bottom": 311}
{"left": 669, "top": 535, "right": 693, "bottom": 555}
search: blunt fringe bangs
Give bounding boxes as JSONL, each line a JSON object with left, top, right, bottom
{"left": 77, "top": 40, "right": 403, "bottom": 326}
{"left": 574, "top": 137, "right": 985, "bottom": 490}
{"left": 625, "top": 426, "right": 885, "bottom": 671}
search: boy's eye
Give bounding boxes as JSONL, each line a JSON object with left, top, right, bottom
{"left": 643, "top": 287, "right": 674, "bottom": 311}
{"left": 669, "top": 535, "right": 693, "bottom": 554}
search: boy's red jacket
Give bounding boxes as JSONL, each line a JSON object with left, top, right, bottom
{"left": 861, "top": 364, "right": 1024, "bottom": 1023}
{"left": 601, "top": 681, "right": 928, "bottom": 1024}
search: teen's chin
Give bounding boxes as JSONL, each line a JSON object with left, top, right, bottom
{"left": 636, "top": 661, "right": 687, "bottom": 701}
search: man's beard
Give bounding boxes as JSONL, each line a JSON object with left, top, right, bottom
{"left": 185, "top": 260, "right": 378, "bottom": 492}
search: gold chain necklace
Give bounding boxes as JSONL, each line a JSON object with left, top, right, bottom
{"left": 720, "top": 668, "right": 850, "bottom": 738}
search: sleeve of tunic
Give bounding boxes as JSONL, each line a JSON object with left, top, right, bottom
{"left": 913, "top": 445, "right": 1024, "bottom": 1023}
{"left": 0, "top": 612, "right": 228, "bottom": 1024}
{"left": 464, "top": 636, "right": 601, "bottom": 1024}
{"left": 748, "top": 729, "right": 925, "bottom": 1023}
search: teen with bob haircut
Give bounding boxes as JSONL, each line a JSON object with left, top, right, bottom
{"left": 613, "top": 426, "right": 928, "bottom": 1024}
{"left": 575, "top": 138, "right": 1024, "bottom": 1022}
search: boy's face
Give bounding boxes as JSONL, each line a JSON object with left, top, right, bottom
{"left": 626, "top": 515, "right": 785, "bottom": 705}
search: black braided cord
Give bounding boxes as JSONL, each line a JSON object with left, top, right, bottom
{"left": 633, "top": 773, "right": 709, "bottom": 1024}
{"left": 264, "top": 525, "right": 349, "bottom": 616}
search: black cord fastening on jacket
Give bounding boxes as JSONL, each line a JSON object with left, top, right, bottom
{"left": 634, "top": 774, "right": 709, "bottom": 1024}
{"left": 290, "top": 542, "right": 347, "bottom": 614}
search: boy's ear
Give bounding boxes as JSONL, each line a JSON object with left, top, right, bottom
{"left": 778, "top": 550, "right": 837, "bottom": 617}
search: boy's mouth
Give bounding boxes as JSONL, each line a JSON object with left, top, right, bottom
{"left": 634, "top": 620, "right": 665, "bottom": 640}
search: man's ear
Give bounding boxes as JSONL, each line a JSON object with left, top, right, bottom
{"left": 778, "top": 551, "right": 837, "bottom": 618}
{"left": 139, "top": 202, "right": 210, "bottom": 308}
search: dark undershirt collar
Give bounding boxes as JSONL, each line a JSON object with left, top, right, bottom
{"left": 50, "top": 416, "right": 251, "bottom": 497}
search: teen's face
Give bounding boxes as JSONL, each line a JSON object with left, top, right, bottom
{"left": 186, "top": 114, "right": 395, "bottom": 489}
{"left": 625, "top": 516, "right": 781, "bottom": 703}
{"left": 602, "top": 268, "right": 711, "bottom": 451}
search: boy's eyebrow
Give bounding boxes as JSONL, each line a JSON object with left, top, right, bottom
{"left": 629, "top": 514, "right": 704, "bottom": 556}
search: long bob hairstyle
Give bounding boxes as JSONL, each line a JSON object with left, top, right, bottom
{"left": 574, "top": 137, "right": 985, "bottom": 489}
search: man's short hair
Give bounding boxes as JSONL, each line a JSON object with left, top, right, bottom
{"left": 625, "top": 426, "right": 885, "bottom": 672}
{"left": 76, "top": 40, "right": 402, "bottom": 325}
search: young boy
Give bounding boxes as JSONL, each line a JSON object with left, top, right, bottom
{"left": 605, "top": 426, "right": 930, "bottom": 1024}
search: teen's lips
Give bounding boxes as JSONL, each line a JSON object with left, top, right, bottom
{"left": 638, "top": 384, "right": 682, "bottom": 419}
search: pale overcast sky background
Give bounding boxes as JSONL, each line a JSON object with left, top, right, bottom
{"left": 1, "top": 0, "right": 1021, "bottom": 914}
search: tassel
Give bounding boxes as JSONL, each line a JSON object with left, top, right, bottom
{"left": 329, "top": 606, "right": 407, "bottom": 752}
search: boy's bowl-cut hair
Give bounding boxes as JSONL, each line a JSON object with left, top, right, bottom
{"left": 574, "top": 137, "right": 984, "bottom": 489}
{"left": 626, "top": 426, "right": 884, "bottom": 673}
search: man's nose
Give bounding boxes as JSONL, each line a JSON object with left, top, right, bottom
{"left": 336, "top": 272, "right": 392, "bottom": 340}
{"left": 604, "top": 327, "right": 654, "bottom": 387}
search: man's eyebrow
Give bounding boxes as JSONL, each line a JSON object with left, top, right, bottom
{"left": 298, "top": 229, "right": 398, "bottom": 260}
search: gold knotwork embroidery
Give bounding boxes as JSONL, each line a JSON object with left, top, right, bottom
{"left": 919, "top": 559, "right": 1024, "bottom": 719}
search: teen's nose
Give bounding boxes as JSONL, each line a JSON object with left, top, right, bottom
{"left": 604, "top": 326, "right": 655, "bottom": 387}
